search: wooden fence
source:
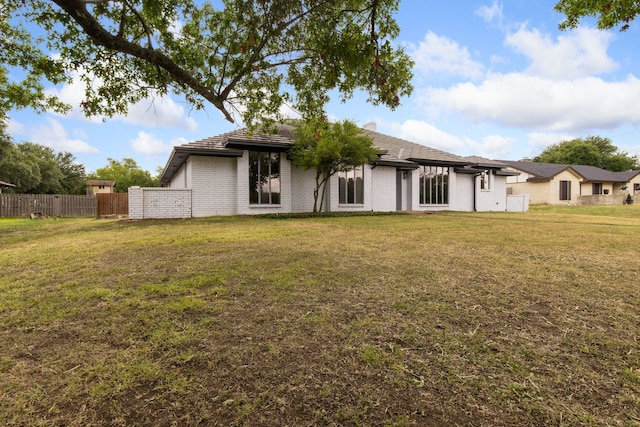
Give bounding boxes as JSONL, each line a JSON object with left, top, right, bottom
{"left": 0, "top": 194, "right": 97, "bottom": 217}
{"left": 96, "top": 193, "right": 129, "bottom": 216}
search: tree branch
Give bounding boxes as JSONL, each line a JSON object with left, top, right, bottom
{"left": 51, "top": 0, "right": 235, "bottom": 122}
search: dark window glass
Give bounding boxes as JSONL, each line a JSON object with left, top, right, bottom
{"left": 593, "top": 183, "right": 602, "bottom": 195}
{"left": 559, "top": 180, "right": 571, "bottom": 200}
{"left": 420, "top": 166, "right": 449, "bottom": 205}
{"left": 339, "top": 166, "right": 364, "bottom": 204}
{"left": 249, "top": 151, "right": 280, "bottom": 205}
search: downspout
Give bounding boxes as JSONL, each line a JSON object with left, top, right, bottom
{"left": 473, "top": 172, "right": 481, "bottom": 212}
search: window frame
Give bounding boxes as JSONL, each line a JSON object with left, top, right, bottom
{"left": 559, "top": 180, "right": 571, "bottom": 201}
{"left": 338, "top": 165, "right": 364, "bottom": 205}
{"left": 592, "top": 182, "right": 602, "bottom": 195}
{"left": 419, "top": 165, "right": 449, "bottom": 205}
{"left": 248, "top": 151, "right": 281, "bottom": 205}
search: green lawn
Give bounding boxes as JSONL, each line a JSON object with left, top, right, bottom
{"left": 1, "top": 206, "right": 639, "bottom": 426}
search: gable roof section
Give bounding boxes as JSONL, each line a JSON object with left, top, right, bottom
{"left": 160, "top": 124, "right": 483, "bottom": 184}
{"left": 502, "top": 161, "right": 575, "bottom": 181}
{"left": 0, "top": 180, "right": 16, "bottom": 188}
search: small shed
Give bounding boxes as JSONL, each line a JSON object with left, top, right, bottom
{"left": 86, "top": 180, "right": 115, "bottom": 195}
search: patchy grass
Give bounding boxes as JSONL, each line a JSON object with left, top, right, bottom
{"left": 1, "top": 205, "right": 640, "bottom": 426}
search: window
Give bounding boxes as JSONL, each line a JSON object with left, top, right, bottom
{"left": 635, "top": 183, "right": 640, "bottom": 191}
{"left": 419, "top": 166, "right": 449, "bottom": 205}
{"left": 592, "top": 183, "right": 602, "bottom": 195}
{"left": 338, "top": 166, "right": 364, "bottom": 204}
{"left": 559, "top": 180, "right": 571, "bottom": 201}
{"left": 249, "top": 151, "right": 280, "bottom": 205}
{"left": 480, "top": 170, "right": 490, "bottom": 190}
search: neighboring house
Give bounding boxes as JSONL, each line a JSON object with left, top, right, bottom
{"left": 0, "top": 180, "right": 16, "bottom": 193}
{"left": 503, "top": 160, "right": 640, "bottom": 205}
{"left": 148, "top": 124, "right": 521, "bottom": 218}
{"left": 86, "top": 180, "right": 115, "bottom": 195}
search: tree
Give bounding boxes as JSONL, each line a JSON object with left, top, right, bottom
{"left": 555, "top": 0, "right": 640, "bottom": 31}
{"left": 88, "top": 158, "right": 157, "bottom": 191}
{"left": 533, "top": 136, "right": 639, "bottom": 171}
{"left": 57, "top": 151, "right": 88, "bottom": 194}
{"left": 289, "top": 119, "right": 379, "bottom": 212}
{"left": 0, "top": 141, "right": 86, "bottom": 193}
{"left": 3, "top": 0, "right": 413, "bottom": 128}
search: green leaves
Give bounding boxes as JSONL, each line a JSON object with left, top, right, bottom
{"left": 533, "top": 135, "right": 639, "bottom": 171}
{"left": 290, "top": 119, "right": 379, "bottom": 212}
{"left": 88, "top": 158, "right": 158, "bottom": 192}
{"left": 4, "top": 0, "right": 413, "bottom": 127}
{"left": 0, "top": 141, "right": 85, "bottom": 194}
{"left": 555, "top": 0, "right": 640, "bottom": 31}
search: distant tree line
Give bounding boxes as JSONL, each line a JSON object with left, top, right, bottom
{"left": 1, "top": 116, "right": 158, "bottom": 194}
{"left": 1, "top": 118, "right": 86, "bottom": 194}
{"left": 533, "top": 136, "right": 639, "bottom": 171}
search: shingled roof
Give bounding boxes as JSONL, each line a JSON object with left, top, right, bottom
{"left": 160, "top": 124, "right": 480, "bottom": 184}
{"left": 502, "top": 160, "right": 640, "bottom": 183}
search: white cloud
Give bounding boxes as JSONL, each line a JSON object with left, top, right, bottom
{"left": 476, "top": 1, "right": 503, "bottom": 26}
{"left": 46, "top": 71, "right": 198, "bottom": 131}
{"left": 29, "top": 118, "right": 100, "bottom": 153}
{"left": 410, "top": 31, "right": 485, "bottom": 80}
{"left": 390, "top": 119, "right": 470, "bottom": 151}
{"left": 130, "top": 131, "right": 183, "bottom": 155}
{"left": 505, "top": 26, "right": 617, "bottom": 79}
{"left": 6, "top": 118, "right": 24, "bottom": 135}
{"left": 526, "top": 132, "right": 575, "bottom": 155}
{"left": 125, "top": 95, "right": 198, "bottom": 131}
{"left": 423, "top": 73, "right": 640, "bottom": 132}
{"left": 469, "top": 134, "right": 514, "bottom": 158}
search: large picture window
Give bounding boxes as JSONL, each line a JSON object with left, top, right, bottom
{"left": 249, "top": 151, "right": 280, "bottom": 205}
{"left": 338, "top": 166, "right": 364, "bottom": 204}
{"left": 559, "top": 180, "right": 571, "bottom": 201}
{"left": 420, "top": 166, "right": 449, "bottom": 205}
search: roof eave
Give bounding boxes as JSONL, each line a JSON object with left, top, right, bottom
{"left": 226, "top": 139, "right": 292, "bottom": 152}
{"left": 159, "top": 146, "right": 244, "bottom": 185}
{"left": 407, "top": 158, "right": 470, "bottom": 167}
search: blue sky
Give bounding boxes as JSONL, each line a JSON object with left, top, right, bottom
{"left": 7, "top": 0, "right": 640, "bottom": 174}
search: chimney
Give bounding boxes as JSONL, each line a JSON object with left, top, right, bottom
{"left": 363, "top": 122, "right": 377, "bottom": 131}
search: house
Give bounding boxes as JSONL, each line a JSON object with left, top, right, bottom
{"left": 86, "top": 180, "right": 115, "bottom": 195}
{"left": 502, "top": 160, "right": 640, "bottom": 205}
{"left": 135, "top": 124, "right": 522, "bottom": 219}
{"left": 0, "top": 180, "right": 16, "bottom": 193}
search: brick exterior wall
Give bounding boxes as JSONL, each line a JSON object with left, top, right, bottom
{"left": 371, "top": 166, "right": 397, "bottom": 212}
{"left": 190, "top": 156, "right": 237, "bottom": 217}
{"left": 128, "top": 187, "right": 191, "bottom": 219}
{"left": 156, "top": 152, "right": 520, "bottom": 218}
{"left": 290, "top": 165, "right": 318, "bottom": 212}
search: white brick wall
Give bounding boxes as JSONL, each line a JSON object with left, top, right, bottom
{"left": 190, "top": 156, "right": 237, "bottom": 217}
{"left": 371, "top": 166, "right": 397, "bottom": 212}
{"left": 290, "top": 165, "right": 318, "bottom": 212}
{"left": 128, "top": 187, "right": 191, "bottom": 219}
